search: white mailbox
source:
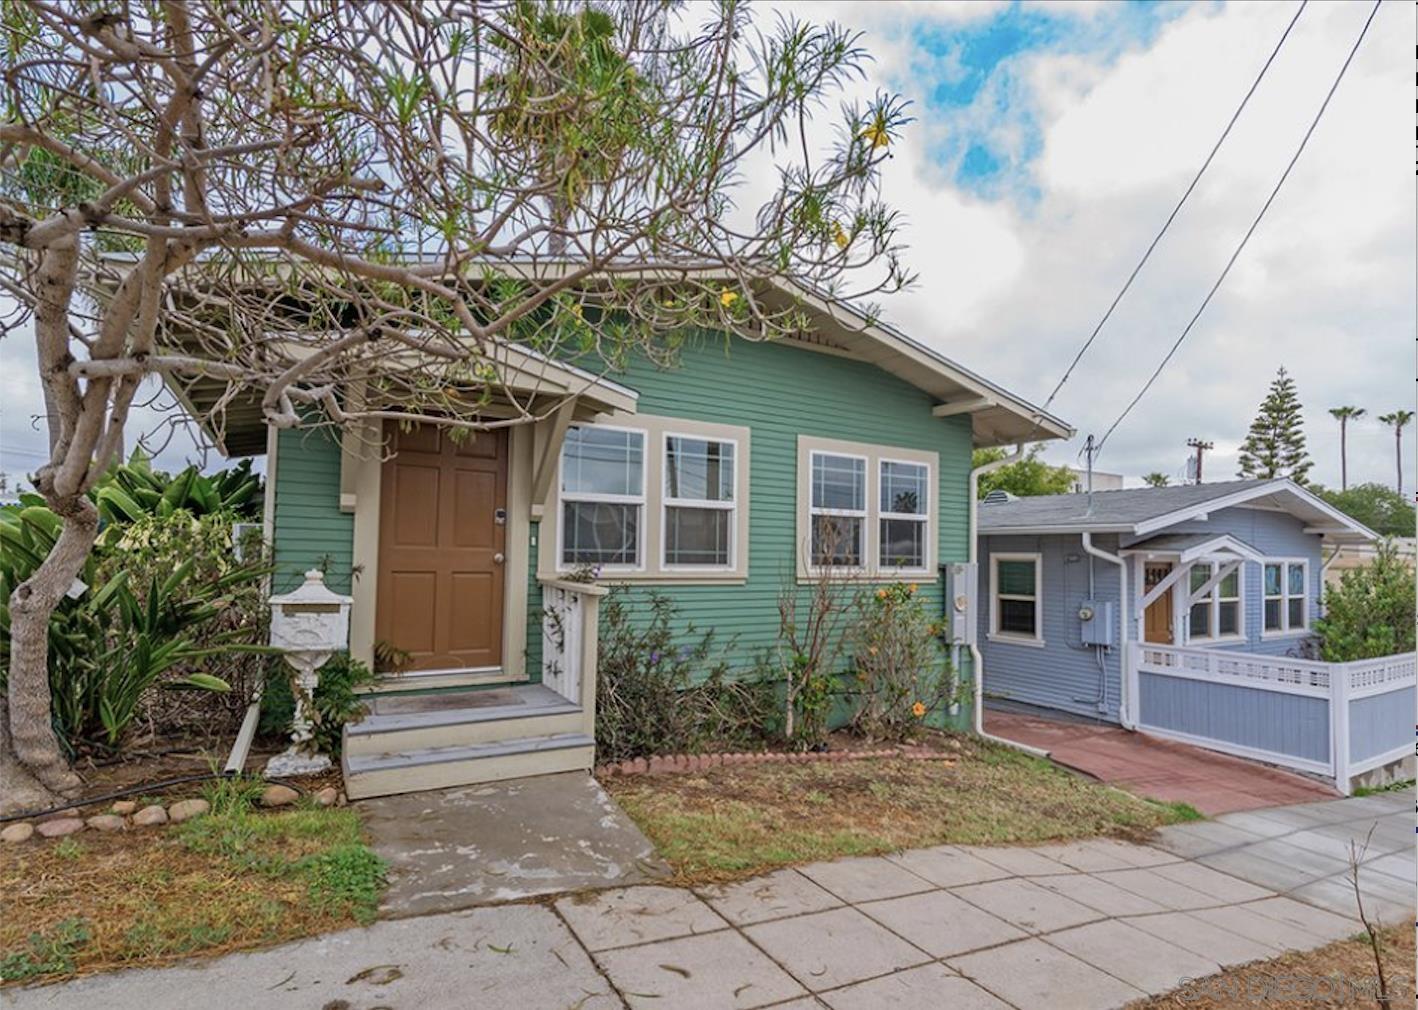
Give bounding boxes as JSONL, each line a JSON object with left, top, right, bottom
{"left": 269, "top": 569, "right": 351, "bottom": 655}
{"left": 265, "top": 570, "right": 352, "bottom": 778}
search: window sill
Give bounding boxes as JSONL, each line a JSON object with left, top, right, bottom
{"left": 1188, "top": 635, "right": 1247, "bottom": 646}
{"left": 987, "top": 633, "right": 1047, "bottom": 649}
{"left": 1261, "top": 629, "right": 1311, "bottom": 640}
{"left": 796, "top": 573, "right": 941, "bottom": 586}
{"left": 544, "top": 567, "right": 748, "bottom": 586}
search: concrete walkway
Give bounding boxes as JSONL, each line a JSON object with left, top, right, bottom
{"left": 10, "top": 794, "right": 1410, "bottom": 1010}
{"left": 985, "top": 709, "right": 1338, "bottom": 815}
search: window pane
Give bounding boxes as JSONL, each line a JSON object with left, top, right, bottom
{"left": 562, "top": 427, "right": 644, "bottom": 496}
{"left": 1264, "top": 563, "right": 1282, "bottom": 596}
{"left": 880, "top": 461, "right": 927, "bottom": 515}
{"left": 1264, "top": 599, "right": 1282, "bottom": 630}
{"left": 1190, "top": 602, "right": 1210, "bottom": 638}
{"left": 1287, "top": 563, "right": 1305, "bottom": 596}
{"left": 665, "top": 437, "right": 733, "bottom": 502}
{"left": 1190, "top": 565, "right": 1211, "bottom": 594}
{"left": 1218, "top": 570, "right": 1239, "bottom": 599}
{"left": 812, "top": 454, "right": 865, "bottom": 511}
{"left": 664, "top": 506, "right": 730, "bottom": 566}
{"left": 562, "top": 501, "right": 638, "bottom": 565}
{"left": 811, "top": 515, "right": 862, "bottom": 566}
{"left": 996, "top": 559, "right": 1035, "bottom": 597}
{"left": 1218, "top": 600, "right": 1239, "bottom": 636}
{"left": 1288, "top": 597, "right": 1305, "bottom": 628}
{"left": 880, "top": 518, "right": 925, "bottom": 569}
{"left": 998, "top": 598, "right": 1036, "bottom": 636}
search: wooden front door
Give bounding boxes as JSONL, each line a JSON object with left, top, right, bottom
{"left": 1143, "top": 562, "right": 1174, "bottom": 645}
{"left": 376, "top": 424, "right": 508, "bottom": 673}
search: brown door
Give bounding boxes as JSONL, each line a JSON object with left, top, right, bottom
{"left": 376, "top": 423, "right": 508, "bottom": 672}
{"left": 1143, "top": 562, "right": 1174, "bottom": 645}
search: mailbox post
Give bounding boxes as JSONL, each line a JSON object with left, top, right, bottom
{"left": 266, "top": 569, "right": 352, "bottom": 777}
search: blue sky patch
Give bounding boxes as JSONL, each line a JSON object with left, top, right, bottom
{"left": 906, "top": 1, "right": 1191, "bottom": 198}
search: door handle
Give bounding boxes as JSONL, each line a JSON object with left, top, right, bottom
{"left": 493, "top": 552, "right": 505, "bottom": 565}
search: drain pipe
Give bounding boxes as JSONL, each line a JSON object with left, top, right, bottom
{"left": 1081, "top": 532, "right": 1135, "bottom": 730}
{"left": 968, "top": 444, "right": 1049, "bottom": 759}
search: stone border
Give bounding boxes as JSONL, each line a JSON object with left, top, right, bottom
{"left": 595, "top": 744, "right": 958, "bottom": 779}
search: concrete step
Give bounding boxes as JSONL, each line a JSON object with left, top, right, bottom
{"left": 356, "top": 667, "right": 519, "bottom": 696}
{"left": 343, "top": 733, "right": 596, "bottom": 799}
{"left": 346, "top": 683, "right": 581, "bottom": 757}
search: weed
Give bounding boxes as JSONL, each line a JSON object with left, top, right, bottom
{"left": 52, "top": 837, "right": 85, "bottom": 861}
{"left": 0, "top": 919, "right": 91, "bottom": 981}
{"left": 302, "top": 844, "right": 387, "bottom": 924}
{"left": 201, "top": 774, "right": 265, "bottom": 815}
{"left": 1353, "top": 779, "right": 1414, "bottom": 798}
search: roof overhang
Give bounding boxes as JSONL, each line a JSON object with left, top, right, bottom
{"left": 1120, "top": 533, "right": 1266, "bottom": 565}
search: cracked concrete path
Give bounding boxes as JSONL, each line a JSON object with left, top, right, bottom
{"left": 9, "top": 793, "right": 1410, "bottom": 1010}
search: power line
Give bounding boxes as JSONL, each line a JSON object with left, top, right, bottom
{"left": 1035, "top": 0, "right": 1308, "bottom": 421}
{"left": 1096, "top": 0, "right": 1382, "bottom": 455}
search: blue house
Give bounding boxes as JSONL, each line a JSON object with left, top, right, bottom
{"left": 974, "top": 479, "right": 1412, "bottom": 793}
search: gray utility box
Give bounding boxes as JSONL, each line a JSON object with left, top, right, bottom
{"left": 1079, "top": 600, "right": 1114, "bottom": 647}
{"left": 945, "top": 562, "right": 978, "bottom": 648}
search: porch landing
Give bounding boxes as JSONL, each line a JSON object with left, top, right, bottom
{"left": 985, "top": 710, "right": 1337, "bottom": 816}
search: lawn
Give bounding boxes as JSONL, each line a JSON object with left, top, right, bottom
{"left": 1131, "top": 925, "right": 1414, "bottom": 1009}
{"left": 605, "top": 734, "right": 1200, "bottom": 882}
{"left": 0, "top": 779, "right": 385, "bottom": 985}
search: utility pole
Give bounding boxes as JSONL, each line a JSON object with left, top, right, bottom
{"left": 1186, "top": 438, "right": 1214, "bottom": 484}
{"left": 1081, "top": 434, "right": 1096, "bottom": 514}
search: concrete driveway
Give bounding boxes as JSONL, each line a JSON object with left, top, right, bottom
{"left": 9, "top": 793, "right": 1410, "bottom": 1010}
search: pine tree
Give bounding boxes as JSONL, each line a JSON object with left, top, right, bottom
{"left": 1237, "top": 366, "right": 1312, "bottom": 483}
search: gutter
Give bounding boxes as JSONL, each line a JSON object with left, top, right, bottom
{"left": 1080, "top": 532, "right": 1135, "bottom": 730}
{"left": 967, "top": 444, "right": 1050, "bottom": 759}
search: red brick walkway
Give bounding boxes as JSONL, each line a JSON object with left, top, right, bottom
{"left": 985, "top": 710, "right": 1337, "bottom": 816}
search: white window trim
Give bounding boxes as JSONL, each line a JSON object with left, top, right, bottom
{"left": 1261, "top": 557, "right": 1311, "bottom": 638}
{"left": 661, "top": 430, "right": 739, "bottom": 573}
{"left": 808, "top": 448, "right": 870, "bottom": 576}
{"left": 556, "top": 422, "right": 649, "bottom": 573}
{"left": 877, "top": 455, "right": 932, "bottom": 576}
{"left": 795, "top": 435, "right": 938, "bottom": 582}
{"left": 1184, "top": 561, "right": 1245, "bottom": 644}
{"left": 989, "top": 552, "right": 1045, "bottom": 647}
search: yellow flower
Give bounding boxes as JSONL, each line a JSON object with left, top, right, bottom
{"left": 719, "top": 289, "right": 739, "bottom": 308}
{"left": 912, "top": 701, "right": 927, "bottom": 718}
{"left": 908, "top": 583, "right": 918, "bottom": 594}
{"left": 862, "top": 121, "right": 890, "bottom": 150}
{"left": 832, "top": 222, "right": 850, "bottom": 250}
{"left": 875, "top": 588, "right": 887, "bottom": 599}
{"left": 868, "top": 645, "right": 878, "bottom": 656}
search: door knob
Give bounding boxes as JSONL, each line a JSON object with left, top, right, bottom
{"left": 493, "top": 552, "right": 505, "bottom": 565}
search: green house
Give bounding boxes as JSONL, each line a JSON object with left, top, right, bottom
{"left": 210, "top": 282, "right": 1068, "bottom": 797}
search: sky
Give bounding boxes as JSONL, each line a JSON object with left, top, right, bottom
{"left": 1, "top": 0, "right": 1413, "bottom": 492}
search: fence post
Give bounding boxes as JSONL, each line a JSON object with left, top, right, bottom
{"left": 1329, "top": 660, "right": 1351, "bottom": 796}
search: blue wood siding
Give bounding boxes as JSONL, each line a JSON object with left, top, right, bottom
{"left": 976, "top": 533, "right": 1123, "bottom": 722}
{"left": 1136, "top": 672, "right": 1330, "bottom": 764}
{"left": 1349, "top": 688, "right": 1414, "bottom": 763}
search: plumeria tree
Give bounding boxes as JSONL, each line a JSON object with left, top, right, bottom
{"left": 0, "top": 0, "right": 912, "bottom": 811}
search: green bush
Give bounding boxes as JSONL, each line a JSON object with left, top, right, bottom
{"left": 594, "top": 591, "right": 777, "bottom": 762}
{"left": 1315, "top": 540, "right": 1416, "bottom": 661}
{"left": 846, "top": 582, "right": 957, "bottom": 741}
{"left": 259, "top": 652, "right": 376, "bottom": 758}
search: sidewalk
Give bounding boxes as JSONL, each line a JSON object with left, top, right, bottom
{"left": 9, "top": 793, "right": 1410, "bottom": 1010}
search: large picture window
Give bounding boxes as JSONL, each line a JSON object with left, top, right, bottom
{"left": 560, "top": 425, "right": 645, "bottom": 568}
{"left": 1263, "top": 559, "right": 1309, "bottom": 635}
{"left": 990, "top": 553, "right": 1042, "bottom": 644}
{"left": 663, "top": 434, "right": 736, "bottom": 568}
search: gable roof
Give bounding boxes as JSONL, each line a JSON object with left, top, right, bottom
{"left": 979, "top": 478, "right": 1376, "bottom": 544}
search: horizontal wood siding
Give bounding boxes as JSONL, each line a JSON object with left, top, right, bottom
{"left": 272, "top": 427, "right": 353, "bottom": 595}
{"left": 976, "top": 533, "right": 1123, "bottom": 721}
{"left": 1138, "top": 671, "right": 1330, "bottom": 763}
{"left": 1349, "top": 687, "right": 1414, "bottom": 763}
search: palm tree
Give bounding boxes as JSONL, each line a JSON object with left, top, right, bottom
{"left": 1141, "top": 472, "right": 1170, "bottom": 487}
{"left": 1378, "top": 410, "right": 1414, "bottom": 497}
{"left": 1328, "top": 406, "right": 1365, "bottom": 491}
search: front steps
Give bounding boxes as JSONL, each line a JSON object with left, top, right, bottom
{"left": 342, "top": 682, "right": 594, "bottom": 799}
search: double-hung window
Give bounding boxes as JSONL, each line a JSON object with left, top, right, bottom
{"left": 1188, "top": 563, "right": 1241, "bottom": 641}
{"left": 663, "top": 434, "right": 736, "bottom": 568}
{"left": 559, "top": 425, "right": 645, "bottom": 568}
{"left": 1263, "top": 559, "right": 1309, "bottom": 634}
{"left": 879, "top": 460, "right": 929, "bottom": 571}
{"left": 991, "top": 553, "right": 1042, "bottom": 643}
{"left": 810, "top": 452, "right": 867, "bottom": 568}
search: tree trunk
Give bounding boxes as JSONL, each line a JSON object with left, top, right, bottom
{"left": 4, "top": 494, "right": 97, "bottom": 801}
{"left": 1396, "top": 429, "right": 1404, "bottom": 499}
{"left": 0, "top": 696, "right": 61, "bottom": 816}
{"left": 1339, "top": 420, "right": 1348, "bottom": 491}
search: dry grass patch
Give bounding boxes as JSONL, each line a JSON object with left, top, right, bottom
{"left": 0, "top": 783, "right": 384, "bottom": 985}
{"left": 1131, "top": 925, "right": 1414, "bottom": 1009}
{"left": 605, "top": 734, "right": 1196, "bottom": 883}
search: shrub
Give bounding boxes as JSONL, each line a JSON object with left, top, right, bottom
{"left": 1315, "top": 540, "right": 1416, "bottom": 661}
{"left": 847, "top": 582, "right": 956, "bottom": 742}
{"left": 259, "top": 652, "right": 376, "bottom": 758}
{"left": 594, "top": 591, "right": 776, "bottom": 762}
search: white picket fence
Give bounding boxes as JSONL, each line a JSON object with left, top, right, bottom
{"left": 1135, "top": 643, "right": 1415, "bottom": 794}
{"left": 539, "top": 579, "right": 608, "bottom": 716}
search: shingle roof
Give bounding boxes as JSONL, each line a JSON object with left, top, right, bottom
{"left": 978, "top": 479, "right": 1277, "bottom": 532}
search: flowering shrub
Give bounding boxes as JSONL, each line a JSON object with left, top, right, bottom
{"left": 847, "top": 582, "right": 955, "bottom": 741}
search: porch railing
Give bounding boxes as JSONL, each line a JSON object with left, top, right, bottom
{"left": 1134, "top": 643, "right": 1415, "bottom": 794}
{"left": 539, "top": 579, "right": 608, "bottom": 740}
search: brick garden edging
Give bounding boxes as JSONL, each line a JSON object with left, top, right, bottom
{"left": 595, "top": 744, "right": 958, "bottom": 779}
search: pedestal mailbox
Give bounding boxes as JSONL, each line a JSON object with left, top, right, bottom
{"left": 266, "top": 570, "right": 353, "bottom": 778}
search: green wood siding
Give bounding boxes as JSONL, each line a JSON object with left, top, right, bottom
{"left": 271, "top": 427, "right": 353, "bottom": 595}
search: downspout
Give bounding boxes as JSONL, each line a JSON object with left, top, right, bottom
{"left": 1081, "top": 532, "right": 1135, "bottom": 730}
{"left": 967, "top": 444, "right": 1050, "bottom": 758}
